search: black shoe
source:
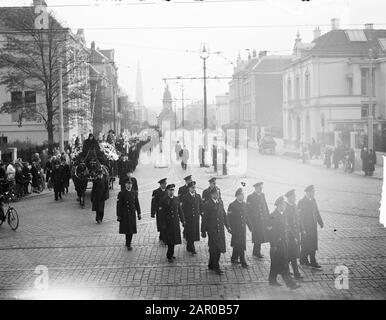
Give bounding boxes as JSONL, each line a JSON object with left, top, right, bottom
{"left": 208, "top": 266, "right": 214, "bottom": 271}
{"left": 167, "top": 258, "right": 173, "bottom": 263}
{"left": 127, "top": 246, "right": 133, "bottom": 251}
{"left": 231, "top": 259, "right": 239, "bottom": 264}
{"left": 191, "top": 250, "right": 197, "bottom": 255}
{"left": 311, "top": 263, "right": 322, "bottom": 269}
{"left": 172, "top": 256, "right": 176, "bottom": 259}
{"left": 241, "top": 263, "right": 249, "bottom": 269}
{"left": 269, "top": 281, "right": 282, "bottom": 287}
{"left": 256, "top": 254, "right": 264, "bottom": 259}
{"left": 55, "top": 198, "right": 58, "bottom": 201}
{"left": 300, "top": 260, "right": 311, "bottom": 266}
{"left": 213, "top": 268, "right": 224, "bottom": 275}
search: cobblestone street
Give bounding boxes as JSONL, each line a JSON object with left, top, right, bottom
{"left": 0, "top": 147, "right": 384, "bottom": 300}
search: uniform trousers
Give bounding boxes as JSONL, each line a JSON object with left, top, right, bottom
{"left": 208, "top": 250, "right": 221, "bottom": 270}
{"left": 95, "top": 210, "right": 104, "bottom": 222}
{"left": 231, "top": 247, "right": 246, "bottom": 263}
{"left": 167, "top": 245, "right": 175, "bottom": 259}
{"left": 125, "top": 233, "right": 133, "bottom": 246}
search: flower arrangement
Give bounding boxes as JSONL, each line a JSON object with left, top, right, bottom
{"left": 100, "top": 141, "right": 120, "bottom": 161}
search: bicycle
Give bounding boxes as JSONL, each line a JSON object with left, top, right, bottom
{"left": 0, "top": 192, "right": 19, "bottom": 231}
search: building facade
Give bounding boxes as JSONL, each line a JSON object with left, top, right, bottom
{"left": 283, "top": 20, "right": 386, "bottom": 152}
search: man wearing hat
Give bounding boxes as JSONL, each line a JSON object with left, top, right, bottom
{"left": 51, "top": 160, "right": 65, "bottom": 201}
{"left": 179, "top": 180, "right": 203, "bottom": 254}
{"left": 151, "top": 178, "right": 168, "bottom": 243}
{"left": 267, "top": 196, "right": 300, "bottom": 290}
{"left": 119, "top": 155, "right": 134, "bottom": 191}
{"left": 284, "top": 189, "right": 303, "bottom": 279}
{"left": 158, "top": 184, "right": 185, "bottom": 262}
{"left": 246, "top": 182, "right": 270, "bottom": 258}
{"left": 201, "top": 186, "right": 230, "bottom": 274}
{"left": 202, "top": 177, "right": 222, "bottom": 202}
{"left": 117, "top": 177, "right": 141, "bottom": 250}
{"left": 297, "top": 185, "right": 324, "bottom": 269}
{"left": 227, "top": 188, "right": 252, "bottom": 268}
{"left": 91, "top": 169, "right": 109, "bottom": 224}
{"left": 178, "top": 175, "right": 193, "bottom": 239}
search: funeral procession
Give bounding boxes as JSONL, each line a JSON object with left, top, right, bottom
{"left": 0, "top": 0, "right": 384, "bottom": 301}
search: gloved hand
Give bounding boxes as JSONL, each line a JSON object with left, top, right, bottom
{"left": 137, "top": 214, "right": 141, "bottom": 220}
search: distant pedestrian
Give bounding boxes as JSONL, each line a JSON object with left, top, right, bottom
{"left": 348, "top": 147, "right": 355, "bottom": 173}
{"left": 117, "top": 178, "right": 141, "bottom": 250}
{"left": 324, "top": 147, "right": 332, "bottom": 169}
{"left": 246, "top": 182, "right": 270, "bottom": 258}
{"left": 360, "top": 146, "right": 369, "bottom": 176}
{"left": 91, "top": 169, "right": 109, "bottom": 224}
{"left": 227, "top": 187, "right": 251, "bottom": 268}
{"left": 175, "top": 141, "right": 182, "bottom": 161}
{"left": 158, "top": 184, "right": 184, "bottom": 262}
{"left": 51, "top": 161, "right": 64, "bottom": 201}
{"left": 181, "top": 145, "right": 189, "bottom": 170}
{"left": 267, "top": 196, "right": 301, "bottom": 290}
{"left": 201, "top": 187, "right": 230, "bottom": 275}
{"left": 151, "top": 178, "right": 168, "bottom": 243}
{"left": 179, "top": 181, "right": 202, "bottom": 254}
{"left": 61, "top": 158, "right": 71, "bottom": 194}
{"left": 368, "top": 149, "right": 376, "bottom": 176}
{"left": 298, "top": 185, "right": 323, "bottom": 269}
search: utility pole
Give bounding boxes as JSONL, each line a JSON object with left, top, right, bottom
{"left": 58, "top": 59, "right": 64, "bottom": 153}
{"left": 368, "top": 48, "right": 374, "bottom": 150}
{"left": 181, "top": 80, "right": 185, "bottom": 145}
{"left": 200, "top": 43, "right": 209, "bottom": 167}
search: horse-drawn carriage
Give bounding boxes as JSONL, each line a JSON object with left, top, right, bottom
{"left": 71, "top": 141, "right": 119, "bottom": 208}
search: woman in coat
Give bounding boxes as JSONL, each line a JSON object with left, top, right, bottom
{"left": 158, "top": 184, "right": 185, "bottom": 262}
{"left": 227, "top": 188, "right": 251, "bottom": 268}
{"left": 91, "top": 169, "right": 109, "bottom": 224}
{"left": 117, "top": 177, "right": 141, "bottom": 250}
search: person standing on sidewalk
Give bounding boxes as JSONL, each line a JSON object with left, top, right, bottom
{"left": 181, "top": 145, "right": 189, "bottom": 171}
{"left": 117, "top": 178, "right": 141, "bottom": 250}
{"left": 91, "top": 169, "right": 109, "bottom": 224}
{"left": 201, "top": 187, "right": 230, "bottom": 275}
{"left": 178, "top": 175, "right": 192, "bottom": 240}
{"left": 175, "top": 141, "right": 182, "bottom": 161}
{"left": 284, "top": 189, "right": 303, "bottom": 280}
{"left": 180, "top": 181, "right": 202, "bottom": 254}
{"left": 267, "top": 196, "right": 301, "bottom": 290}
{"left": 159, "top": 184, "right": 185, "bottom": 263}
{"left": 151, "top": 178, "right": 168, "bottom": 244}
{"left": 202, "top": 177, "right": 222, "bottom": 202}
{"left": 368, "top": 149, "right": 376, "bottom": 176}
{"left": 51, "top": 160, "right": 64, "bottom": 201}
{"left": 298, "top": 185, "right": 323, "bottom": 269}
{"left": 246, "top": 182, "right": 270, "bottom": 258}
{"left": 227, "top": 187, "right": 251, "bottom": 268}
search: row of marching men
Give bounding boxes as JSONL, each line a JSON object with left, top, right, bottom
{"left": 116, "top": 174, "right": 324, "bottom": 290}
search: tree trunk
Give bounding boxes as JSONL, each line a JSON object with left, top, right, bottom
{"left": 47, "top": 103, "right": 54, "bottom": 155}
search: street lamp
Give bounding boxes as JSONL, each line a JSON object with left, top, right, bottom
{"left": 368, "top": 48, "right": 374, "bottom": 150}
{"left": 200, "top": 43, "right": 209, "bottom": 167}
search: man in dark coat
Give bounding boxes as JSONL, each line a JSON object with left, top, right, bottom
{"left": 51, "top": 161, "right": 64, "bottom": 201}
{"left": 201, "top": 187, "right": 230, "bottom": 274}
{"left": 178, "top": 175, "right": 193, "bottom": 239}
{"left": 298, "top": 185, "right": 324, "bottom": 269}
{"left": 284, "top": 189, "right": 303, "bottom": 279}
{"left": 159, "top": 184, "right": 185, "bottom": 262}
{"left": 117, "top": 178, "right": 141, "bottom": 250}
{"left": 368, "top": 149, "right": 376, "bottom": 176}
{"left": 180, "top": 181, "right": 202, "bottom": 254}
{"left": 91, "top": 169, "right": 109, "bottom": 223}
{"left": 151, "top": 178, "right": 168, "bottom": 243}
{"left": 227, "top": 187, "right": 252, "bottom": 268}
{"left": 202, "top": 177, "right": 222, "bottom": 202}
{"left": 360, "top": 147, "right": 369, "bottom": 175}
{"left": 267, "top": 196, "right": 300, "bottom": 290}
{"left": 61, "top": 158, "right": 71, "bottom": 194}
{"left": 246, "top": 182, "right": 270, "bottom": 258}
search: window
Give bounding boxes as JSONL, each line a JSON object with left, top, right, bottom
{"left": 345, "top": 30, "right": 367, "bottom": 42}
{"left": 305, "top": 71, "right": 310, "bottom": 102}
{"left": 361, "top": 68, "right": 376, "bottom": 96}
{"left": 379, "top": 38, "right": 386, "bottom": 51}
{"left": 10, "top": 91, "right": 23, "bottom": 122}
{"left": 287, "top": 78, "right": 292, "bottom": 101}
{"left": 295, "top": 75, "right": 300, "bottom": 100}
{"left": 361, "top": 104, "right": 376, "bottom": 118}
{"left": 346, "top": 75, "right": 353, "bottom": 95}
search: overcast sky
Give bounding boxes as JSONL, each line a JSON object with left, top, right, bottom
{"left": 3, "top": 0, "right": 386, "bottom": 112}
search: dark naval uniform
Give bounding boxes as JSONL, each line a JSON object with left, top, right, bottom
{"left": 202, "top": 186, "right": 221, "bottom": 202}
{"left": 246, "top": 191, "right": 270, "bottom": 257}
{"left": 180, "top": 191, "right": 202, "bottom": 253}
{"left": 178, "top": 177, "right": 191, "bottom": 239}
{"left": 202, "top": 197, "right": 229, "bottom": 273}
{"left": 159, "top": 194, "right": 184, "bottom": 260}
{"left": 297, "top": 195, "right": 323, "bottom": 267}
{"left": 284, "top": 201, "right": 302, "bottom": 278}
{"left": 151, "top": 186, "right": 167, "bottom": 242}
{"left": 117, "top": 187, "right": 141, "bottom": 249}
{"left": 227, "top": 199, "right": 252, "bottom": 266}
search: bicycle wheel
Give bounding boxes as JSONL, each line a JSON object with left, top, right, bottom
{"left": 7, "top": 207, "right": 19, "bottom": 231}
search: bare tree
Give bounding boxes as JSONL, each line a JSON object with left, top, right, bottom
{"left": 0, "top": 7, "right": 91, "bottom": 153}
